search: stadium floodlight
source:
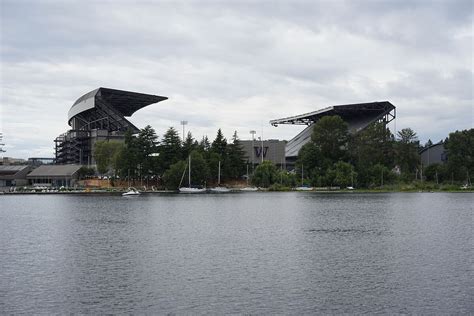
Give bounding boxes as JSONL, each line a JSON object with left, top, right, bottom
{"left": 180, "top": 121, "right": 188, "bottom": 142}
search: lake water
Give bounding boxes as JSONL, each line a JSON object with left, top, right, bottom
{"left": 0, "top": 192, "right": 472, "bottom": 314}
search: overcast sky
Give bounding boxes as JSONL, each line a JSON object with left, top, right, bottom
{"left": 1, "top": 0, "right": 472, "bottom": 159}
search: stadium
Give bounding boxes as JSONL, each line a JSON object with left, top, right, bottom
{"left": 55, "top": 87, "right": 167, "bottom": 165}
{"left": 270, "top": 101, "right": 396, "bottom": 165}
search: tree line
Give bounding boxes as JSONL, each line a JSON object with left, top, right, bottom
{"left": 248, "top": 116, "right": 472, "bottom": 189}
{"left": 91, "top": 117, "right": 473, "bottom": 189}
{"left": 93, "top": 126, "right": 247, "bottom": 189}
{"left": 292, "top": 115, "right": 473, "bottom": 188}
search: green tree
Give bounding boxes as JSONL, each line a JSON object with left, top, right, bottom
{"left": 252, "top": 161, "right": 278, "bottom": 187}
{"left": 210, "top": 129, "right": 229, "bottom": 180}
{"left": 211, "top": 129, "right": 227, "bottom": 157}
{"left": 445, "top": 129, "right": 474, "bottom": 182}
{"left": 277, "top": 169, "right": 297, "bottom": 187}
{"left": 395, "top": 128, "right": 420, "bottom": 175}
{"left": 77, "top": 166, "right": 95, "bottom": 179}
{"left": 199, "top": 135, "right": 211, "bottom": 153}
{"left": 162, "top": 160, "right": 187, "bottom": 190}
{"left": 116, "top": 129, "right": 140, "bottom": 178}
{"left": 225, "top": 131, "right": 246, "bottom": 179}
{"left": 296, "top": 115, "right": 350, "bottom": 184}
{"left": 94, "top": 140, "right": 125, "bottom": 174}
{"left": 424, "top": 163, "right": 448, "bottom": 183}
{"left": 182, "top": 131, "right": 198, "bottom": 158}
{"left": 366, "top": 163, "right": 395, "bottom": 188}
{"left": 296, "top": 142, "right": 322, "bottom": 179}
{"left": 311, "top": 115, "right": 350, "bottom": 166}
{"left": 424, "top": 139, "right": 433, "bottom": 149}
{"left": 207, "top": 152, "right": 221, "bottom": 181}
{"left": 321, "top": 167, "right": 337, "bottom": 186}
{"left": 188, "top": 150, "right": 209, "bottom": 186}
{"left": 351, "top": 122, "right": 395, "bottom": 186}
{"left": 162, "top": 151, "right": 209, "bottom": 189}
{"left": 160, "top": 127, "right": 182, "bottom": 173}
{"left": 333, "top": 161, "right": 356, "bottom": 188}
{"left": 135, "top": 125, "right": 159, "bottom": 179}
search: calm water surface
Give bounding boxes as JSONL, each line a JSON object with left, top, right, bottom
{"left": 0, "top": 192, "right": 472, "bottom": 314}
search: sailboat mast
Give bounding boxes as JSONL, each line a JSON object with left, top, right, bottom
{"left": 188, "top": 155, "right": 191, "bottom": 187}
{"left": 218, "top": 160, "right": 221, "bottom": 185}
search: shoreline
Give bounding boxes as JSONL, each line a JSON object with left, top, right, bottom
{"left": 1, "top": 188, "right": 472, "bottom": 195}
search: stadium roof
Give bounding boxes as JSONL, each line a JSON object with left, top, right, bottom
{"left": 270, "top": 101, "right": 395, "bottom": 126}
{"left": 272, "top": 101, "right": 396, "bottom": 158}
{"left": 71, "top": 87, "right": 167, "bottom": 117}
{"left": 68, "top": 87, "right": 168, "bottom": 125}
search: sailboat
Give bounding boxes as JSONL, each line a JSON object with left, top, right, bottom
{"left": 210, "top": 161, "right": 231, "bottom": 193}
{"left": 240, "top": 164, "right": 258, "bottom": 191}
{"left": 295, "top": 164, "right": 313, "bottom": 191}
{"left": 179, "top": 155, "right": 206, "bottom": 193}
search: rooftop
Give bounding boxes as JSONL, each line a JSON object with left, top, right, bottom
{"left": 27, "top": 165, "right": 83, "bottom": 178}
{"left": 270, "top": 101, "right": 395, "bottom": 126}
{"left": 71, "top": 87, "right": 168, "bottom": 118}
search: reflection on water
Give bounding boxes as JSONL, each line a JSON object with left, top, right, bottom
{"left": 0, "top": 192, "right": 472, "bottom": 314}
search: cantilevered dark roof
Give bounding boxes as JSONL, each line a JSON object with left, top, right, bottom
{"left": 272, "top": 101, "right": 396, "bottom": 158}
{"left": 270, "top": 101, "right": 395, "bottom": 126}
{"left": 70, "top": 87, "right": 167, "bottom": 118}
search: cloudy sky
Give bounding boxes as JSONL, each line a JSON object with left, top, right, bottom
{"left": 0, "top": 0, "right": 472, "bottom": 159}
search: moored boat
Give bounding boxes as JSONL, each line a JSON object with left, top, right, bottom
{"left": 240, "top": 186, "right": 258, "bottom": 192}
{"left": 179, "top": 155, "right": 207, "bottom": 193}
{"left": 179, "top": 187, "right": 207, "bottom": 193}
{"left": 122, "top": 187, "right": 140, "bottom": 196}
{"left": 210, "top": 161, "right": 231, "bottom": 193}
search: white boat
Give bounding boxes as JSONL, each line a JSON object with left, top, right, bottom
{"left": 240, "top": 186, "right": 258, "bottom": 192}
{"left": 122, "top": 187, "right": 140, "bottom": 196}
{"left": 210, "top": 186, "right": 231, "bottom": 193}
{"left": 179, "top": 187, "right": 207, "bottom": 193}
{"left": 295, "top": 164, "right": 313, "bottom": 191}
{"left": 210, "top": 161, "right": 231, "bottom": 193}
{"left": 295, "top": 186, "right": 313, "bottom": 191}
{"left": 240, "top": 165, "right": 258, "bottom": 191}
{"left": 179, "top": 155, "right": 206, "bottom": 193}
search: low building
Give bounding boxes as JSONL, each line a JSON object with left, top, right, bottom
{"left": 420, "top": 142, "right": 447, "bottom": 167}
{"left": 27, "top": 164, "right": 83, "bottom": 187}
{"left": 240, "top": 139, "right": 286, "bottom": 168}
{"left": 0, "top": 165, "right": 32, "bottom": 188}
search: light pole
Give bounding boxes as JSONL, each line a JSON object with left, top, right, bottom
{"left": 180, "top": 120, "right": 188, "bottom": 143}
{"left": 250, "top": 130, "right": 256, "bottom": 172}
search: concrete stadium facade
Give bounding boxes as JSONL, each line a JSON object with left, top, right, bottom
{"left": 55, "top": 87, "right": 167, "bottom": 165}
